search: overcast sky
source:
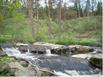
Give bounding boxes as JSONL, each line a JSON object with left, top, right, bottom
{"left": 39, "top": 0, "right": 102, "bottom": 7}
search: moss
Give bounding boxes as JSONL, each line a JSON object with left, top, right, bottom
{"left": 0, "top": 68, "right": 15, "bottom": 76}
{"left": 0, "top": 56, "right": 15, "bottom": 64}
{"left": 0, "top": 56, "right": 16, "bottom": 76}
{"left": 90, "top": 57, "right": 102, "bottom": 68}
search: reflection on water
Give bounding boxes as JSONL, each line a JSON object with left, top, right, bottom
{"left": 30, "top": 56, "right": 100, "bottom": 76}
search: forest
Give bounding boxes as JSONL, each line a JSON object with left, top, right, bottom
{"left": 0, "top": 0, "right": 102, "bottom": 46}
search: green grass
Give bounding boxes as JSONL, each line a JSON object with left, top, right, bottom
{"left": 0, "top": 56, "right": 15, "bottom": 64}
{"left": 0, "top": 56, "right": 16, "bottom": 76}
{"left": 0, "top": 16, "right": 102, "bottom": 46}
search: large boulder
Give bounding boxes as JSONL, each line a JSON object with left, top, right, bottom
{"left": 69, "top": 45, "right": 93, "bottom": 54}
{"left": 15, "top": 64, "right": 38, "bottom": 76}
{"left": 0, "top": 62, "right": 23, "bottom": 76}
{"left": 89, "top": 54, "right": 102, "bottom": 69}
{"left": 7, "top": 62, "right": 24, "bottom": 74}
{"left": 33, "top": 42, "right": 71, "bottom": 56}
{"left": 15, "top": 63, "right": 56, "bottom": 76}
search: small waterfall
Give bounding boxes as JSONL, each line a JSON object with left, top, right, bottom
{"left": 45, "top": 48, "right": 58, "bottom": 56}
{"left": 2, "top": 47, "right": 21, "bottom": 56}
{"left": 26, "top": 47, "right": 30, "bottom": 54}
{"left": 46, "top": 49, "right": 52, "bottom": 55}
{"left": 2, "top": 47, "right": 36, "bottom": 60}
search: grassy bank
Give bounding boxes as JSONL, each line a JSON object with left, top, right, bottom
{"left": 0, "top": 16, "right": 102, "bottom": 46}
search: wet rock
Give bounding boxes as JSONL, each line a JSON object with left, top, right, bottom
{"left": 19, "top": 60, "right": 29, "bottom": 67}
{"left": 0, "top": 48, "right": 6, "bottom": 56}
{"left": 15, "top": 63, "right": 56, "bottom": 76}
{"left": 51, "top": 46, "right": 70, "bottom": 56}
{"left": 33, "top": 42, "right": 64, "bottom": 51}
{"left": 69, "top": 45, "right": 93, "bottom": 54}
{"left": 17, "top": 42, "right": 67, "bottom": 55}
{"left": 89, "top": 54, "right": 102, "bottom": 68}
{"left": 91, "top": 47, "right": 102, "bottom": 53}
{"left": 40, "top": 68, "right": 56, "bottom": 76}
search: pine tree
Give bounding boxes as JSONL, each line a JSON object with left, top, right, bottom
{"left": 74, "top": 0, "right": 80, "bottom": 17}
{"left": 97, "top": 1, "right": 102, "bottom": 15}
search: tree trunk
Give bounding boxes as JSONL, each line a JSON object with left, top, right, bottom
{"left": 76, "top": 0, "right": 80, "bottom": 17}
{"left": 27, "top": 0, "right": 35, "bottom": 39}
{"left": 57, "top": 0, "right": 62, "bottom": 24}
{"left": 56, "top": 0, "right": 62, "bottom": 38}
{"left": 85, "top": 0, "right": 90, "bottom": 16}
{"left": 48, "top": 0, "right": 53, "bottom": 38}
{"left": 35, "top": 0, "right": 39, "bottom": 20}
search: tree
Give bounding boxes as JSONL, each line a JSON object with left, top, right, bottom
{"left": 35, "top": 0, "right": 39, "bottom": 20}
{"left": 48, "top": 0, "right": 53, "bottom": 37}
{"left": 62, "top": 2, "right": 67, "bottom": 20}
{"left": 57, "top": 0, "right": 62, "bottom": 24}
{"left": 27, "top": 0, "right": 35, "bottom": 39}
{"left": 74, "top": 0, "right": 81, "bottom": 17}
{"left": 27, "top": 0, "right": 33, "bottom": 20}
{"left": 85, "top": 0, "right": 90, "bottom": 16}
{"left": 91, "top": 0, "right": 96, "bottom": 15}
{"left": 96, "top": 1, "right": 102, "bottom": 15}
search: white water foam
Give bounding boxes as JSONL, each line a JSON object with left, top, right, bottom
{"left": 45, "top": 49, "right": 58, "bottom": 56}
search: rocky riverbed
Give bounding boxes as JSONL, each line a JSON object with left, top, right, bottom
{"left": 0, "top": 42, "right": 102, "bottom": 76}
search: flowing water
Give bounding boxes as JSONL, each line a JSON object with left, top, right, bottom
{"left": 1, "top": 45, "right": 101, "bottom": 76}
{"left": 45, "top": 49, "right": 58, "bottom": 56}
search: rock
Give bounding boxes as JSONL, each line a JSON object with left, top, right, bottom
{"left": 7, "top": 62, "right": 24, "bottom": 74}
{"left": 19, "top": 60, "right": 29, "bottom": 67}
{"left": 89, "top": 54, "right": 102, "bottom": 68}
{"left": 0, "top": 62, "right": 23, "bottom": 76}
{"left": 33, "top": 42, "right": 64, "bottom": 49}
{"left": 16, "top": 43, "right": 28, "bottom": 46}
{"left": 40, "top": 68, "right": 56, "bottom": 76}
{"left": 0, "top": 48, "right": 6, "bottom": 56}
{"left": 17, "top": 42, "right": 67, "bottom": 55}
{"left": 15, "top": 64, "right": 38, "bottom": 76}
{"left": 33, "top": 42, "right": 64, "bottom": 50}
{"left": 69, "top": 45, "right": 93, "bottom": 54}
{"left": 51, "top": 46, "right": 70, "bottom": 56}
{"left": 91, "top": 47, "right": 102, "bottom": 53}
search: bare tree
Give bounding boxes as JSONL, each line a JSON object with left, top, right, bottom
{"left": 27, "top": 0, "right": 35, "bottom": 39}
{"left": 74, "top": 0, "right": 80, "bottom": 17}
{"left": 48, "top": 0, "right": 53, "bottom": 38}
{"left": 35, "top": 0, "right": 39, "bottom": 20}
{"left": 57, "top": 0, "right": 62, "bottom": 24}
{"left": 85, "top": 0, "right": 90, "bottom": 16}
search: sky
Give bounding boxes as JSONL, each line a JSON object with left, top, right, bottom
{"left": 39, "top": 0, "right": 102, "bottom": 7}
{"left": 39, "top": 0, "right": 74, "bottom": 7}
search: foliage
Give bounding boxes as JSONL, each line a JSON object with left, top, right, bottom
{"left": 0, "top": 69, "right": 14, "bottom": 76}
{"left": 0, "top": 16, "right": 101, "bottom": 46}
{"left": 0, "top": 56, "right": 15, "bottom": 64}
{"left": 0, "top": 56, "right": 15, "bottom": 76}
